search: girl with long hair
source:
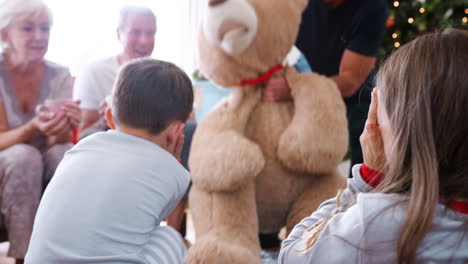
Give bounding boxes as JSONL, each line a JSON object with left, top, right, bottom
{"left": 279, "top": 29, "right": 468, "bottom": 263}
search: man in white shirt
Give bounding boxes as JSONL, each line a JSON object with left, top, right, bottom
{"left": 74, "top": 5, "right": 156, "bottom": 137}
{"left": 74, "top": 6, "right": 195, "bottom": 233}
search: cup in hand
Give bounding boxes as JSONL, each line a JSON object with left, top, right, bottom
{"left": 35, "top": 99, "right": 70, "bottom": 116}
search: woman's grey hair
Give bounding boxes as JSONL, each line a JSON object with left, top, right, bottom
{"left": 0, "top": 0, "right": 53, "bottom": 49}
{"left": 117, "top": 5, "right": 156, "bottom": 32}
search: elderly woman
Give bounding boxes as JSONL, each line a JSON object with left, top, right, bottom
{"left": 0, "top": 0, "right": 80, "bottom": 262}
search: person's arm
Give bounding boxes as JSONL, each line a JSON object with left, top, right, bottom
{"left": 46, "top": 131, "right": 73, "bottom": 146}
{"left": 359, "top": 89, "right": 387, "bottom": 172}
{"left": 279, "top": 163, "right": 387, "bottom": 263}
{"left": 331, "top": 49, "right": 376, "bottom": 98}
{"left": 0, "top": 104, "right": 41, "bottom": 150}
{"left": 266, "top": 3, "right": 388, "bottom": 102}
{"left": 263, "top": 51, "right": 376, "bottom": 101}
{"left": 73, "top": 64, "right": 108, "bottom": 137}
{"left": 46, "top": 69, "right": 80, "bottom": 145}
{"left": 78, "top": 99, "right": 109, "bottom": 138}
{"left": 335, "top": 3, "right": 388, "bottom": 98}
{"left": 279, "top": 90, "right": 386, "bottom": 263}
{"left": 79, "top": 109, "right": 102, "bottom": 135}
{"left": 0, "top": 103, "right": 75, "bottom": 150}
{"left": 40, "top": 110, "right": 73, "bottom": 147}
{"left": 279, "top": 164, "right": 376, "bottom": 263}
{"left": 46, "top": 101, "right": 82, "bottom": 146}
{"left": 280, "top": 165, "right": 373, "bottom": 245}
{"left": 263, "top": 52, "right": 311, "bottom": 102}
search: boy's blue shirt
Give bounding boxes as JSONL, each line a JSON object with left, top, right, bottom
{"left": 26, "top": 130, "right": 190, "bottom": 263}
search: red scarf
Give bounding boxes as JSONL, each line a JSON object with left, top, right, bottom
{"left": 360, "top": 164, "right": 468, "bottom": 214}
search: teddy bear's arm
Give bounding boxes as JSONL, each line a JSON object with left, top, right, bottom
{"left": 189, "top": 88, "right": 266, "bottom": 192}
{"left": 277, "top": 67, "right": 349, "bottom": 174}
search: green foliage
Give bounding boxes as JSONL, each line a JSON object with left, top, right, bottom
{"left": 192, "top": 69, "right": 207, "bottom": 81}
{"left": 379, "top": 0, "right": 468, "bottom": 63}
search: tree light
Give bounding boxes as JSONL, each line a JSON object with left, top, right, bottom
{"left": 394, "top": 42, "right": 401, "bottom": 48}
{"left": 408, "top": 17, "right": 414, "bottom": 24}
{"left": 392, "top": 33, "right": 398, "bottom": 39}
{"left": 463, "top": 17, "right": 468, "bottom": 24}
{"left": 419, "top": 8, "right": 425, "bottom": 14}
{"left": 393, "top": 1, "right": 399, "bottom": 7}
{"left": 465, "top": 8, "right": 468, "bottom": 14}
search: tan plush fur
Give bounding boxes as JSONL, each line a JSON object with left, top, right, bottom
{"left": 188, "top": 0, "right": 349, "bottom": 263}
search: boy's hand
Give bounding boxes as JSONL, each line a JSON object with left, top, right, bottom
{"left": 360, "top": 89, "right": 386, "bottom": 172}
{"left": 167, "top": 124, "right": 185, "bottom": 161}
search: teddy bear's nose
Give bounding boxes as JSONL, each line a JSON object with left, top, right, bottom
{"left": 209, "top": 0, "right": 227, "bottom": 7}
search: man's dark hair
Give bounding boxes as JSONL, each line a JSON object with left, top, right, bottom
{"left": 112, "top": 58, "right": 193, "bottom": 134}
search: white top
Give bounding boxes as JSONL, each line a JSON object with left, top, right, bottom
{"left": 26, "top": 130, "right": 191, "bottom": 264}
{"left": 73, "top": 56, "right": 120, "bottom": 109}
{"left": 283, "top": 46, "right": 302, "bottom": 67}
{"left": 279, "top": 165, "right": 468, "bottom": 264}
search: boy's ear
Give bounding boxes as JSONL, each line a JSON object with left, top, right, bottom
{"left": 166, "top": 120, "right": 185, "bottom": 145}
{"left": 105, "top": 107, "right": 116, "bottom": 129}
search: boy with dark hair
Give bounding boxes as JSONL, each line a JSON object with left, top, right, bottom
{"left": 25, "top": 59, "right": 193, "bottom": 264}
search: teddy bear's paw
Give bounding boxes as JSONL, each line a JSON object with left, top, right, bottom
{"left": 277, "top": 127, "right": 342, "bottom": 174}
{"left": 187, "top": 234, "right": 261, "bottom": 264}
{"left": 190, "top": 130, "right": 265, "bottom": 192}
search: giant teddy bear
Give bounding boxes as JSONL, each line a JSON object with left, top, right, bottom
{"left": 188, "top": 0, "right": 349, "bottom": 263}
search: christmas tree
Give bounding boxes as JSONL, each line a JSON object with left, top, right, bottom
{"left": 379, "top": 0, "right": 468, "bottom": 62}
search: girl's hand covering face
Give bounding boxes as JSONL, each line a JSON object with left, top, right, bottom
{"left": 360, "top": 89, "right": 387, "bottom": 172}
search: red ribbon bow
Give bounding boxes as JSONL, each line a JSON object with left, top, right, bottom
{"left": 238, "top": 64, "right": 283, "bottom": 86}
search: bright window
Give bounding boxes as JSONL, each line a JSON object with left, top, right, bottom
{"left": 44, "top": 0, "right": 197, "bottom": 76}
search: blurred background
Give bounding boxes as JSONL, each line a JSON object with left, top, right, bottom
{"left": 379, "top": 0, "right": 467, "bottom": 63}
{"left": 43, "top": 0, "right": 199, "bottom": 76}
{"left": 41, "top": 0, "right": 467, "bottom": 76}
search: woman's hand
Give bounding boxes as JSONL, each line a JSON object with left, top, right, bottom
{"left": 360, "top": 89, "right": 386, "bottom": 171}
{"left": 63, "top": 100, "right": 81, "bottom": 130}
{"left": 33, "top": 109, "right": 71, "bottom": 136}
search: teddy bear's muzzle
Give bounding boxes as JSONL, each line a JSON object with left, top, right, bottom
{"left": 203, "top": 0, "right": 258, "bottom": 55}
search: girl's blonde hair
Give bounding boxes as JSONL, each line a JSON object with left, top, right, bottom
{"left": 302, "top": 28, "right": 468, "bottom": 264}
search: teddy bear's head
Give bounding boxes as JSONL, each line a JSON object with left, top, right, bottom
{"left": 198, "top": 0, "right": 308, "bottom": 87}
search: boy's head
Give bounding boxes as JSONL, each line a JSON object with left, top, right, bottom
{"left": 108, "top": 58, "right": 193, "bottom": 135}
